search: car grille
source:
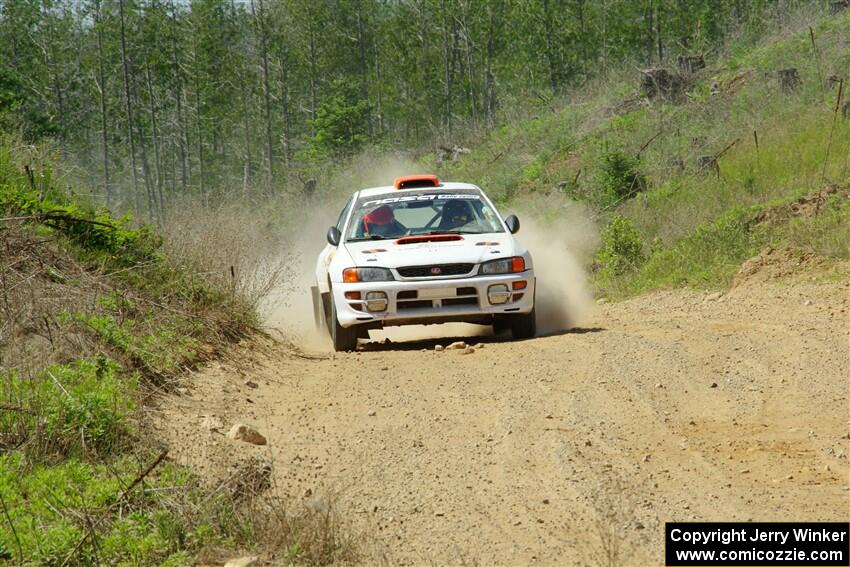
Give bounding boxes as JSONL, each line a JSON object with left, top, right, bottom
{"left": 397, "top": 263, "right": 475, "bottom": 278}
{"left": 397, "top": 297, "right": 479, "bottom": 311}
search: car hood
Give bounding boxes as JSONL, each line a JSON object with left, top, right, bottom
{"left": 343, "top": 233, "right": 518, "bottom": 268}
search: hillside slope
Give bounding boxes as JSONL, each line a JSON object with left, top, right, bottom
{"left": 422, "top": 10, "right": 850, "bottom": 297}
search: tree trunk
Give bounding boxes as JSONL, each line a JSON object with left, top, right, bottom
{"left": 656, "top": 0, "right": 663, "bottom": 63}
{"left": 42, "top": 2, "right": 65, "bottom": 137}
{"left": 462, "top": 2, "right": 477, "bottom": 126}
{"left": 252, "top": 0, "right": 273, "bottom": 190}
{"left": 307, "top": 4, "right": 318, "bottom": 134}
{"left": 169, "top": 0, "right": 189, "bottom": 194}
{"left": 191, "top": 30, "right": 206, "bottom": 205}
{"left": 234, "top": 1, "right": 252, "bottom": 185}
{"left": 576, "top": 0, "right": 587, "bottom": 78}
{"left": 355, "top": 0, "right": 372, "bottom": 136}
{"left": 118, "top": 0, "right": 141, "bottom": 213}
{"left": 145, "top": 53, "right": 165, "bottom": 222}
{"left": 442, "top": 0, "right": 455, "bottom": 137}
{"left": 373, "top": 19, "right": 384, "bottom": 136}
{"left": 484, "top": 3, "right": 496, "bottom": 127}
{"left": 541, "top": 0, "right": 559, "bottom": 92}
{"left": 134, "top": 95, "right": 158, "bottom": 223}
{"left": 94, "top": 0, "right": 110, "bottom": 206}
{"left": 278, "top": 47, "right": 292, "bottom": 168}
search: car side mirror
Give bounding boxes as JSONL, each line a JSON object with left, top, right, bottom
{"left": 327, "top": 226, "right": 341, "bottom": 246}
{"left": 505, "top": 214, "right": 520, "bottom": 234}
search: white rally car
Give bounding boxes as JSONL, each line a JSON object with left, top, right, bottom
{"left": 312, "top": 175, "right": 535, "bottom": 351}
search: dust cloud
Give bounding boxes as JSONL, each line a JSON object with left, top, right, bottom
{"left": 260, "top": 204, "right": 336, "bottom": 352}
{"left": 512, "top": 199, "right": 598, "bottom": 334}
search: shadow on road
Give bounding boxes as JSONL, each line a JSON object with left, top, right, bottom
{"left": 359, "top": 326, "right": 606, "bottom": 352}
{"left": 537, "top": 327, "right": 606, "bottom": 338}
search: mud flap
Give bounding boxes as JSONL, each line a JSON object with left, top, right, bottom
{"left": 310, "top": 286, "right": 323, "bottom": 331}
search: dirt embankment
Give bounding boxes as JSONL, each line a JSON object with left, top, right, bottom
{"left": 156, "top": 255, "right": 850, "bottom": 565}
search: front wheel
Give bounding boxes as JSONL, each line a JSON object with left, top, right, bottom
{"left": 329, "top": 292, "right": 358, "bottom": 352}
{"left": 509, "top": 307, "right": 536, "bottom": 340}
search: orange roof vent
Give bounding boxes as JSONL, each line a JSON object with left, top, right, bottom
{"left": 393, "top": 174, "right": 440, "bottom": 190}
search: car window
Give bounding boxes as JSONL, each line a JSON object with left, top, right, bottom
{"left": 345, "top": 190, "right": 504, "bottom": 241}
{"left": 335, "top": 197, "right": 353, "bottom": 230}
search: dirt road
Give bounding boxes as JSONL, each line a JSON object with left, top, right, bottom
{"left": 158, "top": 252, "right": 849, "bottom": 565}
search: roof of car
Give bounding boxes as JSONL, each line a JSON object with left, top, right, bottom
{"left": 356, "top": 182, "right": 480, "bottom": 198}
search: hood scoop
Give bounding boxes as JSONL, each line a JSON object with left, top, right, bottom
{"left": 395, "top": 234, "right": 464, "bottom": 245}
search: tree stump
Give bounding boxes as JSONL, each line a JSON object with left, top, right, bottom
{"left": 777, "top": 68, "right": 801, "bottom": 93}
{"left": 303, "top": 178, "right": 316, "bottom": 194}
{"left": 830, "top": 0, "right": 849, "bottom": 15}
{"left": 677, "top": 55, "right": 705, "bottom": 74}
{"left": 640, "top": 68, "right": 686, "bottom": 102}
{"left": 697, "top": 155, "right": 719, "bottom": 177}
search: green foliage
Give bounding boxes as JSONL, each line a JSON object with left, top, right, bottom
{"left": 599, "top": 207, "right": 769, "bottom": 296}
{"left": 0, "top": 182, "right": 161, "bottom": 267}
{"left": 0, "top": 455, "right": 225, "bottom": 566}
{"left": 70, "top": 311, "right": 200, "bottom": 378}
{"left": 309, "top": 79, "right": 372, "bottom": 159}
{"left": 782, "top": 195, "right": 850, "bottom": 259}
{"left": 595, "top": 215, "right": 646, "bottom": 280}
{"left": 0, "top": 142, "right": 160, "bottom": 266}
{"left": 639, "top": 207, "right": 763, "bottom": 288}
{"left": 0, "top": 61, "right": 57, "bottom": 140}
{"left": 596, "top": 149, "right": 647, "bottom": 205}
{"left": 0, "top": 359, "right": 134, "bottom": 461}
{"left": 0, "top": 0, "right": 809, "bottom": 210}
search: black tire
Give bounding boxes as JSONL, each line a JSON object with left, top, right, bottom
{"left": 329, "top": 292, "right": 358, "bottom": 352}
{"left": 509, "top": 307, "right": 536, "bottom": 340}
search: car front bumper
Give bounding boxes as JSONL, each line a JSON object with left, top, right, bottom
{"left": 332, "top": 272, "right": 535, "bottom": 328}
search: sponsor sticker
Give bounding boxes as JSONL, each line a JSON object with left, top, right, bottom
{"left": 361, "top": 194, "right": 480, "bottom": 207}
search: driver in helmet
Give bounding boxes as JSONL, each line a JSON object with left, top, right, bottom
{"left": 439, "top": 199, "right": 474, "bottom": 230}
{"left": 362, "top": 204, "right": 406, "bottom": 237}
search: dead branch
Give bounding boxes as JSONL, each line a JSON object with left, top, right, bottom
{"left": 0, "top": 211, "right": 115, "bottom": 229}
{"left": 0, "top": 403, "right": 34, "bottom": 415}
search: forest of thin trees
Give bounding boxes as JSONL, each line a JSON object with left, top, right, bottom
{"left": 0, "top": 0, "right": 803, "bottom": 220}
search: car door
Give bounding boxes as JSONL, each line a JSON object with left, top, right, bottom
{"left": 315, "top": 196, "right": 354, "bottom": 292}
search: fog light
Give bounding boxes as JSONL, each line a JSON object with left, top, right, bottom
{"left": 365, "top": 291, "right": 388, "bottom": 312}
{"left": 512, "top": 280, "right": 527, "bottom": 290}
{"left": 488, "top": 284, "right": 511, "bottom": 305}
{"left": 345, "top": 291, "right": 361, "bottom": 300}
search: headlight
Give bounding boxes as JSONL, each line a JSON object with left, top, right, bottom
{"left": 480, "top": 256, "right": 525, "bottom": 275}
{"left": 342, "top": 267, "right": 394, "bottom": 283}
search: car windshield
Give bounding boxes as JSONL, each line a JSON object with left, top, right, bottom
{"left": 345, "top": 190, "right": 504, "bottom": 241}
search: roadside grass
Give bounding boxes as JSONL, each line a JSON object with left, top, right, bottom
{"left": 783, "top": 195, "right": 850, "bottom": 257}
{"left": 0, "top": 446, "right": 360, "bottom": 566}
{"left": 0, "top": 139, "right": 360, "bottom": 565}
